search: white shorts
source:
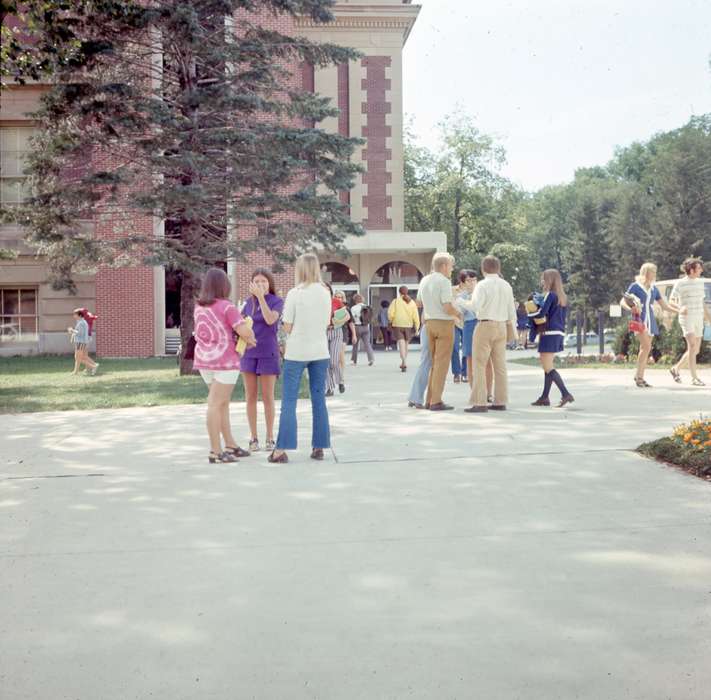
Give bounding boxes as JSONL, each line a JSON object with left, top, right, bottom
{"left": 199, "top": 369, "right": 240, "bottom": 385}
{"left": 679, "top": 315, "right": 704, "bottom": 337}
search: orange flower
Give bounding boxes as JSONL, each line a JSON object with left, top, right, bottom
{"left": 683, "top": 433, "right": 692, "bottom": 442}
{"left": 691, "top": 439, "right": 701, "bottom": 445}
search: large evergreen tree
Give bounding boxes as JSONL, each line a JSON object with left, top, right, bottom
{"left": 6, "top": 0, "right": 363, "bottom": 370}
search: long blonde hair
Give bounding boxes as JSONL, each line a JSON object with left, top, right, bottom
{"left": 542, "top": 269, "right": 567, "bottom": 307}
{"left": 636, "top": 262, "right": 657, "bottom": 288}
{"left": 295, "top": 253, "right": 322, "bottom": 286}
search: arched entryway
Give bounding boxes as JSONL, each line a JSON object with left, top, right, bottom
{"left": 321, "top": 262, "right": 360, "bottom": 304}
{"left": 369, "top": 260, "right": 425, "bottom": 346}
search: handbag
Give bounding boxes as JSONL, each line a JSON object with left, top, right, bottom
{"left": 184, "top": 334, "right": 196, "bottom": 360}
{"left": 628, "top": 314, "right": 645, "bottom": 334}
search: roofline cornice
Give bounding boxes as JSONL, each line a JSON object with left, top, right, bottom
{"left": 295, "top": 5, "right": 420, "bottom": 45}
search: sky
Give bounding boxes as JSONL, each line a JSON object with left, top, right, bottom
{"left": 402, "top": 0, "right": 711, "bottom": 192}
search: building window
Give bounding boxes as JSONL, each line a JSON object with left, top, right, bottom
{"left": 0, "top": 126, "right": 35, "bottom": 207}
{"left": 0, "top": 288, "right": 38, "bottom": 342}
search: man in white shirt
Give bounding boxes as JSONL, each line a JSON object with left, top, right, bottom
{"left": 463, "top": 255, "right": 517, "bottom": 412}
{"left": 418, "top": 252, "right": 462, "bottom": 410}
{"left": 670, "top": 257, "right": 711, "bottom": 386}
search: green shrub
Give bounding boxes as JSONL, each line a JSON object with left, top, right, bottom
{"left": 614, "top": 317, "right": 711, "bottom": 364}
{"left": 638, "top": 437, "right": 711, "bottom": 477}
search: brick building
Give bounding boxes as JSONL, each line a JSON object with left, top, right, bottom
{"left": 0, "top": 0, "right": 445, "bottom": 357}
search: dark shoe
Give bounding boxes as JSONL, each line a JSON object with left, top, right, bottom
{"left": 268, "top": 450, "right": 288, "bottom": 463}
{"left": 556, "top": 394, "right": 575, "bottom": 408}
{"left": 487, "top": 395, "right": 494, "bottom": 404}
{"left": 209, "top": 451, "right": 238, "bottom": 463}
{"left": 368, "top": 361, "right": 374, "bottom": 366}
{"left": 453, "top": 375, "right": 461, "bottom": 384}
{"left": 338, "top": 383, "right": 345, "bottom": 394}
{"left": 325, "top": 389, "right": 334, "bottom": 397}
{"left": 464, "top": 405, "right": 488, "bottom": 413}
{"left": 225, "top": 445, "right": 250, "bottom": 458}
{"left": 531, "top": 397, "right": 551, "bottom": 406}
{"left": 408, "top": 401, "right": 424, "bottom": 409}
{"left": 310, "top": 448, "right": 324, "bottom": 460}
{"left": 488, "top": 404, "right": 506, "bottom": 411}
{"left": 400, "top": 365, "right": 407, "bottom": 372}
{"left": 429, "top": 402, "right": 454, "bottom": 411}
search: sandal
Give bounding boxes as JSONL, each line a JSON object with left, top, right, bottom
{"left": 225, "top": 445, "right": 251, "bottom": 458}
{"left": 248, "top": 438, "right": 259, "bottom": 452}
{"left": 692, "top": 378, "right": 706, "bottom": 386}
{"left": 208, "top": 451, "right": 238, "bottom": 464}
{"left": 634, "top": 376, "right": 648, "bottom": 388}
{"left": 265, "top": 439, "right": 275, "bottom": 451}
{"left": 669, "top": 368, "right": 681, "bottom": 384}
{"left": 268, "top": 450, "right": 288, "bottom": 463}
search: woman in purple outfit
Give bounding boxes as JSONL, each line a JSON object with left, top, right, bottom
{"left": 241, "top": 268, "right": 284, "bottom": 452}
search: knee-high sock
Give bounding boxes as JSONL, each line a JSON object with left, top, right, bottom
{"left": 549, "top": 369, "right": 570, "bottom": 397}
{"left": 542, "top": 371, "right": 554, "bottom": 398}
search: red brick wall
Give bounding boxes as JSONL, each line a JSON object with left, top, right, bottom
{"left": 361, "top": 56, "right": 392, "bottom": 230}
{"left": 92, "top": 136, "right": 154, "bottom": 356}
{"left": 232, "top": 9, "right": 302, "bottom": 302}
{"left": 93, "top": 202, "right": 155, "bottom": 357}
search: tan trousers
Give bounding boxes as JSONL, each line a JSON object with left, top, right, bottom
{"left": 425, "top": 319, "right": 455, "bottom": 406}
{"left": 470, "top": 321, "right": 508, "bottom": 406}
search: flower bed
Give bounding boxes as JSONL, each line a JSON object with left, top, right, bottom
{"left": 637, "top": 418, "right": 711, "bottom": 478}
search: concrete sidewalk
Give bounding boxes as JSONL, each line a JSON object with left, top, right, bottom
{"left": 1, "top": 354, "right": 711, "bottom": 699}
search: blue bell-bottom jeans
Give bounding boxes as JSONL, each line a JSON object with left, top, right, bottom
{"left": 276, "top": 358, "right": 330, "bottom": 450}
{"left": 408, "top": 330, "right": 432, "bottom": 406}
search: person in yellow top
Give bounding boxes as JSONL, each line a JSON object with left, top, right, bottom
{"left": 388, "top": 285, "right": 421, "bottom": 372}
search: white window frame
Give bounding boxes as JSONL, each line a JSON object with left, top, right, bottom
{"left": 0, "top": 287, "right": 39, "bottom": 342}
{"left": 0, "top": 126, "right": 35, "bottom": 207}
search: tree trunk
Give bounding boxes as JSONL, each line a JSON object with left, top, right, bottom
{"left": 179, "top": 268, "right": 199, "bottom": 376}
{"left": 453, "top": 188, "right": 462, "bottom": 252}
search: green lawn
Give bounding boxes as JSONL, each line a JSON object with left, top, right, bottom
{"left": 0, "top": 356, "right": 302, "bottom": 413}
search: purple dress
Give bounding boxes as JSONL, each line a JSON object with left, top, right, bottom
{"left": 240, "top": 293, "right": 284, "bottom": 375}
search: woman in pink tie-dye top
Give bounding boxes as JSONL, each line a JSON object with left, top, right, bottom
{"left": 193, "top": 268, "right": 256, "bottom": 464}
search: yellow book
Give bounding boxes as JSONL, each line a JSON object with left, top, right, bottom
{"left": 235, "top": 316, "right": 254, "bottom": 356}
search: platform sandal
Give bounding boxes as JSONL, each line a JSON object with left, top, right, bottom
{"left": 225, "top": 445, "right": 251, "bottom": 458}
{"left": 208, "top": 451, "right": 238, "bottom": 464}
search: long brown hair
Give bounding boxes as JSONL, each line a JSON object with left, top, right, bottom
{"left": 399, "top": 285, "right": 411, "bottom": 304}
{"left": 251, "top": 267, "right": 276, "bottom": 295}
{"left": 197, "top": 267, "right": 231, "bottom": 306}
{"left": 542, "top": 269, "right": 567, "bottom": 307}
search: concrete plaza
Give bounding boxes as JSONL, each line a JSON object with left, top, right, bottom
{"left": 2, "top": 351, "right": 711, "bottom": 699}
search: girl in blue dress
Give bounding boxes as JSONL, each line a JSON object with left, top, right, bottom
{"left": 622, "top": 262, "right": 679, "bottom": 388}
{"left": 530, "top": 269, "right": 574, "bottom": 407}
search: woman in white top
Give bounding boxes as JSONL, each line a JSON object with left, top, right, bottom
{"left": 670, "top": 257, "right": 711, "bottom": 386}
{"left": 269, "top": 253, "right": 332, "bottom": 463}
